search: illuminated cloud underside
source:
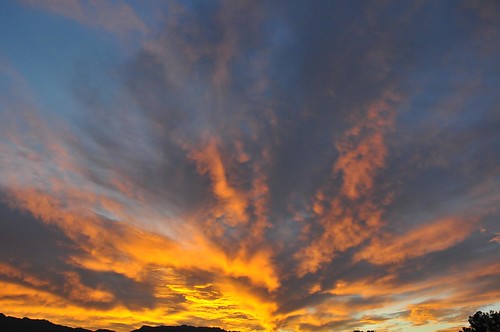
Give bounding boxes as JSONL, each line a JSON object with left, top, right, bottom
{"left": 0, "top": 1, "right": 499, "bottom": 331}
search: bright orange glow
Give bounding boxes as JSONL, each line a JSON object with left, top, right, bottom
{"left": 1, "top": 2, "right": 498, "bottom": 332}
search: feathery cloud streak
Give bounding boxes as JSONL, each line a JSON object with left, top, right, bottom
{"left": 0, "top": 1, "right": 499, "bottom": 331}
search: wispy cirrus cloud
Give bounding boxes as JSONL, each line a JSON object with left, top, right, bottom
{"left": 0, "top": 1, "right": 499, "bottom": 331}
{"left": 22, "top": 0, "right": 148, "bottom": 37}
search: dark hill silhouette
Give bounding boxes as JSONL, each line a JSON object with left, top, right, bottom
{"left": 0, "top": 313, "right": 234, "bottom": 332}
{"left": 0, "top": 313, "right": 94, "bottom": 332}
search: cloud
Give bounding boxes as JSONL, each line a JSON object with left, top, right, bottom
{"left": 22, "top": 0, "right": 147, "bottom": 37}
{"left": 489, "top": 233, "right": 500, "bottom": 243}
{"left": 354, "top": 217, "right": 474, "bottom": 265}
{"left": 189, "top": 138, "right": 249, "bottom": 227}
{"left": 1, "top": 1, "right": 499, "bottom": 331}
{"left": 294, "top": 90, "right": 400, "bottom": 275}
{"left": 333, "top": 91, "right": 400, "bottom": 200}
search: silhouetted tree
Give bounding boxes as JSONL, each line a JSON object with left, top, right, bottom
{"left": 460, "top": 310, "right": 500, "bottom": 332}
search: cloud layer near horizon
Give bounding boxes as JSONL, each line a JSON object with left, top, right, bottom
{"left": 0, "top": 1, "right": 499, "bottom": 331}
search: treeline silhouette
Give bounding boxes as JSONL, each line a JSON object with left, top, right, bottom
{"left": 460, "top": 310, "right": 500, "bottom": 332}
{"left": 2, "top": 310, "right": 499, "bottom": 332}
{"left": 350, "top": 310, "right": 500, "bottom": 332}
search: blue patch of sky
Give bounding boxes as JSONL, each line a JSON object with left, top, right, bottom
{"left": 125, "top": 0, "right": 166, "bottom": 33}
{"left": 0, "top": 2, "right": 127, "bottom": 123}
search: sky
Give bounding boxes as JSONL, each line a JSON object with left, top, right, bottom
{"left": 0, "top": 1, "right": 499, "bottom": 331}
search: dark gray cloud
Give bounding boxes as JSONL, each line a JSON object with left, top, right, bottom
{"left": 0, "top": 200, "right": 158, "bottom": 310}
{"left": 1, "top": 0, "right": 499, "bottom": 331}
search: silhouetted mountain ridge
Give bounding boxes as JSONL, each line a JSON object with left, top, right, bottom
{"left": 0, "top": 314, "right": 235, "bottom": 332}
{"left": 0, "top": 313, "right": 93, "bottom": 332}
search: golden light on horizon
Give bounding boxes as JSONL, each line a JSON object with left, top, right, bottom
{"left": 0, "top": 1, "right": 499, "bottom": 331}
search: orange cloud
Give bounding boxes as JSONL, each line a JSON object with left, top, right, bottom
{"left": 408, "top": 303, "right": 441, "bottom": 325}
{"left": 2, "top": 3, "right": 498, "bottom": 331}
{"left": 5, "top": 168, "right": 281, "bottom": 291}
{"left": 489, "top": 232, "right": 500, "bottom": 243}
{"left": 63, "top": 272, "right": 115, "bottom": 304}
{"left": 295, "top": 91, "right": 400, "bottom": 275}
{"left": 190, "top": 139, "right": 249, "bottom": 227}
{"left": 354, "top": 217, "right": 475, "bottom": 265}
{"left": 1, "top": 184, "right": 281, "bottom": 330}
{"left": 296, "top": 196, "right": 385, "bottom": 275}
{"left": 333, "top": 91, "right": 399, "bottom": 200}
{"left": 0, "top": 263, "right": 49, "bottom": 288}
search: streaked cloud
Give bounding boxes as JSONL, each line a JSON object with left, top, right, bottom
{"left": 22, "top": 0, "right": 147, "bottom": 36}
{"left": 0, "top": 1, "right": 498, "bottom": 331}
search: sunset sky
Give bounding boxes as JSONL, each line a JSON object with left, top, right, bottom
{"left": 0, "top": 1, "right": 499, "bottom": 331}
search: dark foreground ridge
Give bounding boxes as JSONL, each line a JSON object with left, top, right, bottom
{"left": 0, "top": 313, "right": 234, "bottom": 332}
